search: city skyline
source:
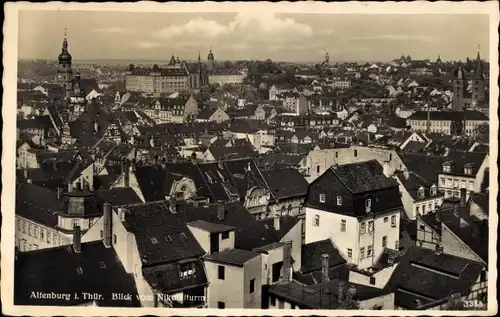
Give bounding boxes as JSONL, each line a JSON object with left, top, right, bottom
{"left": 19, "top": 11, "right": 490, "bottom": 62}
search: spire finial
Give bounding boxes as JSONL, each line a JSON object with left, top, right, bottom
{"left": 64, "top": 27, "right": 67, "bottom": 38}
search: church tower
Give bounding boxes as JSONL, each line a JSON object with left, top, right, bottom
{"left": 207, "top": 48, "right": 215, "bottom": 73}
{"left": 452, "top": 62, "right": 466, "bottom": 110}
{"left": 57, "top": 29, "right": 73, "bottom": 100}
{"left": 471, "top": 46, "right": 486, "bottom": 107}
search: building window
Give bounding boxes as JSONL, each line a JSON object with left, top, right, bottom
{"left": 382, "top": 236, "right": 387, "bottom": 248}
{"left": 336, "top": 196, "right": 342, "bottom": 206}
{"left": 40, "top": 229, "right": 44, "bottom": 240}
{"left": 72, "top": 219, "right": 79, "bottom": 228}
{"left": 368, "top": 220, "right": 374, "bottom": 232}
{"left": 217, "top": 301, "right": 225, "bottom": 309}
{"left": 316, "top": 165, "right": 320, "bottom": 173}
{"left": 395, "top": 240, "right": 399, "bottom": 250}
{"left": 250, "top": 278, "right": 255, "bottom": 294}
{"left": 354, "top": 150, "right": 358, "bottom": 157}
{"left": 422, "top": 205, "right": 426, "bottom": 214}
{"left": 367, "top": 245, "right": 373, "bottom": 257}
{"left": 370, "top": 277, "right": 376, "bottom": 285}
{"left": 365, "top": 199, "right": 371, "bottom": 209}
{"left": 384, "top": 217, "right": 388, "bottom": 223}
{"left": 341, "top": 219, "right": 346, "bottom": 232}
{"left": 391, "top": 215, "right": 396, "bottom": 227}
{"left": 360, "top": 222, "right": 366, "bottom": 234}
{"left": 218, "top": 265, "right": 225, "bottom": 280}
{"left": 313, "top": 214, "right": 320, "bottom": 227}
{"left": 347, "top": 248, "right": 352, "bottom": 258}
{"left": 100, "top": 230, "right": 103, "bottom": 238}
{"left": 319, "top": 193, "right": 326, "bottom": 203}
{"left": 34, "top": 227, "right": 39, "bottom": 239}
{"left": 113, "top": 234, "right": 117, "bottom": 244}
{"left": 360, "top": 247, "right": 365, "bottom": 259}
{"left": 221, "top": 231, "right": 230, "bottom": 240}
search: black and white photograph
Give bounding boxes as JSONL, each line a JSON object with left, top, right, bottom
{"left": 1, "top": 1, "right": 498, "bottom": 316}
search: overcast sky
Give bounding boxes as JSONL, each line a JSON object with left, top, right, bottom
{"left": 18, "top": 11, "right": 490, "bottom": 62}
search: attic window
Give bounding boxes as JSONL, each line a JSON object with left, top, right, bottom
{"left": 417, "top": 187, "right": 425, "bottom": 199}
{"left": 99, "top": 261, "right": 106, "bottom": 269}
{"left": 365, "top": 198, "right": 372, "bottom": 210}
{"left": 442, "top": 162, "right": 452, "bottom": 173}
{"left": 151, "top": 238, "right": 158, "bottom": 244}
{"left": 319, "top": 194, "right": 326, "bottom": 203}
{"left": 336, "top": 196, "right": 342, "bottom": 206}
{"left": 180, "top": 232, "right": 187, "bottom": 239}
{"left": 165, "top": 235, "right": 173, "bottom": 242}
{"left": 430, "top": 185, "right": 437, "bottom": 196}
{"left": 76, "top": 267, "right": 84, "bottom": 275}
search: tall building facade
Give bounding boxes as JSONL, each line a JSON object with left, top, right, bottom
{"left": 207, "top": 48, "right": 215, "bottom": 72}
{"left": 56, "top": 31, "right": 73, "bottom": 100}
{"left": 452, "top": 48, "right": 487, "bottom": 110}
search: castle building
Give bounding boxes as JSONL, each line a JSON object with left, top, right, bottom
{"left": 56, "top": 30, "right": 73, "bottom": 100}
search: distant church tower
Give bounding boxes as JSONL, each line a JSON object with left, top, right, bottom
{"left": 207, "top": 48, "right": 215, "bottom": 73}
{"left": 325, "top": 52, "right": 330, "bottom": 65}
{"left": 452, "top": 62, "right": 466, "bottom": 110}
{"left": 57, "top": 28, "right": 73, "bottom": 100}
{"left": 471, "top": 46, "right": 486, "bottom": 107}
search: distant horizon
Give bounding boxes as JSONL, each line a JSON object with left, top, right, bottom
{"left": 19, "top": 11, "right": 490, "bottom": 62}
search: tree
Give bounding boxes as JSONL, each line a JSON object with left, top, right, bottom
{"left": 477, "top": 122, "right": 489, "bottom": 136}
{"left": 128, "top": 63, "right": 135, "bottom": 71}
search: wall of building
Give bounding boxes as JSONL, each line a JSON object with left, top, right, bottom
{"left": 243, "top": 255, "right": 263, "bottom": 308}
{"left": 359, "top": 293, "right": 395, "bottom": 310}
{"left": 259, "top": 245, "right": 285, "bottom": 286}
{"left": 441, "top": 224, "right": 485, "bottom": 264}
{"left": 305, "top": 206, "right": 358, "bottom": 263}
{"left": 204, "top": 261, "right": 244, "bottom": 308}
{"left": 15, "top": 216, "right": 69, "bottom": 251}
{"left": 280, "top": 221, "right": 303, "bottom": 272}
{"left": 415, "top": 218, "right": 441, "bottom": 250}
{"left": 348, "top": 264, "right": 398, "bottom": 289}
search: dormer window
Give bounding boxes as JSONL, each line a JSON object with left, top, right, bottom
{"left": 430, "top": 185, "right": 437, "bottom": 196}
{"left": 336, "top": 196, "right": 342, "bottom": 206}
{"left": 464, "top": 163, "right": 474, "bottom": 175}
{"left": 442, "top": 161, "right": 453, "bottom": 173}
{"left": 319, "top": 193, "right": 326, "bottom": 203}
{"left": 417, "top": 187, "right": 425, "bottom": 199}
{"left": 365, "top": 198, "right": 372, "bottom": 209}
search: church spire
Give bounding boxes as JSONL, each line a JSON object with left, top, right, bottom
{"left": 474, "top": 45, "right": 484, "bottom": 80}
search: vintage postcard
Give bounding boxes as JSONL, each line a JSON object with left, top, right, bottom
{"left": 2, "top": 1, "right": 498, "bottom": 316}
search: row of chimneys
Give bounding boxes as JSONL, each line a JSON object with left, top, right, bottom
{"left": 72, "top": 201, "right": 113, "bottom": 254}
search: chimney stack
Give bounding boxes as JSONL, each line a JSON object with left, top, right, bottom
{"left": 122, "top": 159, "right": 130, "bottom": 187}
{"left": 453, "top": 205, "right": 459, "bottom": 217}
{"left": 217, "top": 201, "right": 225, "bottom": 221}
{"left": 459, "top": 188, "right": 467, "bottom": 207}
{"left": 103, "top": 202, "right": 112, "bottom": 248}
{"left": 57, "top": 186, "right": 64, "bottom": 199}
{"left": 82, "top": 182, "right": 90, "bottom": 192}
{"left": 274, "top": 212, "right": 281, "bottom": 231}
{"left": 169, "top": 196, "right": 177, "bottom": 213}
{"left": 321, "top": 253, "right": 330, "bottom": 282}
{"left": 280, "top": 241, "right": 292, "bottom": 282}
{"left": 73, "top": 225, "right": 82, "bottom": 254}
{"left": 337, "top": 280, "right": 345, "bottom": 302}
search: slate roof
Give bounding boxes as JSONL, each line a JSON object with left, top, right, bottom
{"left": 15, "top": 183, "right": 59, "bottom": 227}
{"left": 95, "top": 188, "right": 143, "bottom": 206}
{"left": 255, "top": 153, "right": 305, "bottom": 169}
{"left": 388, "top": 246, "right": 484, "bottom": 308}
{"left": 259, "top": 215, "right": 300, "bottom": 241}
{"left": 407, "top": 110, "right": 489, "bottom": 121}
{"left": 197, "top": 107, "right": 218, "bottom": 120}
{"left": 330, "top": 160, "right": 397, "bottom": 194}
{"left": 14, "top": 241, "right": 141, "bottom": 307}
{"left": 204, "top": 249, "right": 261, "bottom": 267}
{"left": 440, "top": 151, "right": 487, "bottom": 177}
{"left": 122, "top": 201, "right": 281, "bottom": 266}
{"left": 261, "top": 168, "right": 308, "bottom": 200}
{"left": 395, "top": 171, "right": 437, "bottom": 200}
{"left": 142, "top": 259, "right": 208, "bottom": 294}
{"left": 208, "top": 144, "right": 256, "bottom": 160}
{"left": 17, "top": 115, "right": 54, "bottom": 131}
{"left": 399, "top": 153, "right": 446, "bottom": 184}
{"left": 301, "top": 239, "right": 347, "bottom": 274}
{"left": 187, "top": 220, "right": 235, "bottom": 234}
